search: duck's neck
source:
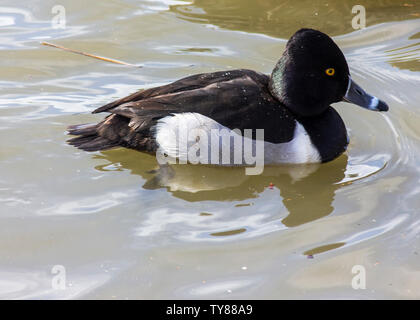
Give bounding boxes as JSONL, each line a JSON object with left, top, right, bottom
{"left": 268, "top": 57, "right": 286, "bottom": 103}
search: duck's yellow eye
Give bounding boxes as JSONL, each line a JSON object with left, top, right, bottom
{"left": 325, "top": 68, "right": 335, "bottom": 76}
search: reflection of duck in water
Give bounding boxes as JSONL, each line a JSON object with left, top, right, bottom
{"left": 95, "top": 150, "right": 348, "bottom": 227}
{"left": 68, "top": 29, "right": 388, "bottom": 168}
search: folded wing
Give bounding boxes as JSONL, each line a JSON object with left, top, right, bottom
{"left": 67, "top": 69, "right": 296, "bottom": 152}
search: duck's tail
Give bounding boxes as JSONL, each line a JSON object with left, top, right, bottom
{"left": 67, "top": 123, "right": 119, "bottom": 152}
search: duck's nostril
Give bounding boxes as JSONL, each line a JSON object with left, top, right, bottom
{"left": 355, "top": 88, "right": 364, "bottom": 95}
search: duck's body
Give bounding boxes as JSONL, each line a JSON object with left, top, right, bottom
{"left": 68, "top": 29, "right": 388, "bottom": 166}
{"left": 68, "top": 69, "right": 347, "bottom": 164}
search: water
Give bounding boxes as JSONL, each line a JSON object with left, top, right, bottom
{"left": 0, "top": 0, "right": 420, "bottom": 299}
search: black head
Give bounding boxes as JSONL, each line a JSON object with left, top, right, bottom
{"left": 269, "top": 28, "right": 388, "bottom": 116}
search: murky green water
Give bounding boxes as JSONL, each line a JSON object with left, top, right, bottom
{"left": 1, "top": 0, "right": 420, "bottom": 299}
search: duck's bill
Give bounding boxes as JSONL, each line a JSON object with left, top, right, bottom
{"left": 343, "top": 77, "right": 388, "bottom": 112}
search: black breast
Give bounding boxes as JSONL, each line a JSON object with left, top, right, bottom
{"left": 297, "top": 107, "right": 348, "bottom": 162}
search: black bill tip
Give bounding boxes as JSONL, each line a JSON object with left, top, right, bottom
{"left": 366, "top": 96, "right": 389, "bottom": 112}
{"left": 376, "top": 99, "right": 389, "bottom": 112}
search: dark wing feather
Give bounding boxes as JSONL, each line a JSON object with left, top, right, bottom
{"left": 92, "top": 69, "right": 255, "bottom": 114}
{"left": 68, "top": 69, "right": 296, "bottom": 152}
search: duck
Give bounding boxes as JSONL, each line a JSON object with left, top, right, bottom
{"left": 68, "top": 28, "right": 388, "bottom": 169}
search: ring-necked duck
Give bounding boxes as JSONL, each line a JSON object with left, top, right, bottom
{"left": 68, "top": 28, "right": 388, "bottom": 165}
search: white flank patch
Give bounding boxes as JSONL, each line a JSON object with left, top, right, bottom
{"left": 154, "top": 112, "right": 321, "bottom": 165}
{"left": 264, "top": 122, "right": 321, "bottom": 164}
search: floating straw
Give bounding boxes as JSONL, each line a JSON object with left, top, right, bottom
{"left": 41, "top": 41, "right": 140, "bottom": 67}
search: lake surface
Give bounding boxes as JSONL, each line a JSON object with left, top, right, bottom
{"left": 0, "top": 0, "right": 420, "bottom": 299}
